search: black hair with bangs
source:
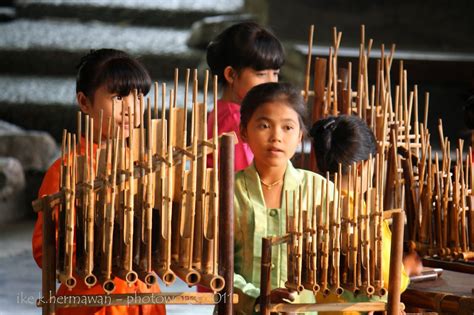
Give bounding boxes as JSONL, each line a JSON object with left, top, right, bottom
{"left": 206, "top": 22, "right": 285, "bottom": 85}
{"left": 240, "top": 82, "right": 307, "bottom": 133}
{"left": 76, "top": 49, "right": 151, "bottom": 101}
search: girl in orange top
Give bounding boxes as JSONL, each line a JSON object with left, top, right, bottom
{"left": 32, "top": 49, "right": 166, "bottom": 315}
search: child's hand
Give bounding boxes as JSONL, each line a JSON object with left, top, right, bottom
{"left": 403, "top": 252, "right": 423, "bottom": 276}
{"left": 269, "top": 288, "right": 296, "bottom": 303}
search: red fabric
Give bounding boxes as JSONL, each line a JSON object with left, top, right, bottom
{"left": 32, "top": 141, "right": 166, "bottom": 315}
{"left": 207, "top": 100, "right": 253, "bottom": 172}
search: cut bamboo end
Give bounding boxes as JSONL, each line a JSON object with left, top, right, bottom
{"left": 200, "top": 274, "right": 225, "bottom": 292}
{"left": 84, "top": 273, "right": 97, "bottom": 288}
{"left": 102, "top": 279, "right": 116, "bottom": 294}
{"left": 334, "top": 286, "right": 344, "bottom": 296}
{"left": 144, "top": 272, "right": 158, "bottom": 287}
{"left": 58, "top": 273, "right": 76, "bottom": 290}
{"left": 156, "top": 268, "right": 176, "bottom": 286}
{"left": 173, "top": 266, "right": 201, "bottom": 286}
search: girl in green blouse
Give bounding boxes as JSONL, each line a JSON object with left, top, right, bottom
{"left": 233, "top": 82, "right": 335, "bottom": 314}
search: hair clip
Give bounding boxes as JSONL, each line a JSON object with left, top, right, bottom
{"left": 323, "top": 119, "right": 336, "bottom": 130}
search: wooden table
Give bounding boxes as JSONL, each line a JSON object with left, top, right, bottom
{"left": 401, "top": 270, "right": 474, "bottom": 314}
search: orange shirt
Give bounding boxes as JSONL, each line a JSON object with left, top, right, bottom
{"left": 32, "top": 141, "right": 166, "bottom": 315}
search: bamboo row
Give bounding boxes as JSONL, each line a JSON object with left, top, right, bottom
{"left": 33, "top": 69, "right": 228, "bottom": 294}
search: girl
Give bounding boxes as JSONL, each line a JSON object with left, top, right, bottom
{"left": 234, "top": 82, "right": 335, "bottom": 314}
{"left": 310, "top": 115, "right": 422, "bottom": 315}
{"left": 32, "top": 49, "right": 166, "bottom": 315}
{"left": 206, "top": 21, "right": 285, "bottom": 171}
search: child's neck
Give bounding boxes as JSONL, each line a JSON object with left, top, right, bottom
{"left": 220, "top": 86, "right": 240, "bottom": 104}
{"left": 254, "top": 161, "right": 287, "bottom": 187}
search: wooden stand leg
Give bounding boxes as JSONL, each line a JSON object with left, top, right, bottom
{"left": 260, "top": 238, "right": 272, "bottom": 315}
{"left": 218, "top": 134, "right": 234, "bottom": 315}
{"left": 42, "top": 200, "right": 56, "bottom": 315}
{"left": 387, "top": 212, "right": 404, "bottom": 315}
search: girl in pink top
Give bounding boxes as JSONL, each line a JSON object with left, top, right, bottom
{"left": 206, "top": 22, "right": 285, "bottom": 171}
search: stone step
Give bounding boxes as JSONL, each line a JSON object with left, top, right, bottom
{"left": 0, "top": 75, "right": 212, "bottom": 143}
{"left": 15, "top": 0, "right": 243, "bottom": 28}
{"left": 0, "top": 19, "right": 205, "bottom": 78}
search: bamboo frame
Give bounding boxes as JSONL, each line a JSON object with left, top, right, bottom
{"left": 32, "top": 70, "right": 237, "bottom": 315}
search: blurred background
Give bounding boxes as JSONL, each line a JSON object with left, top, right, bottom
{"left": 0, "top": 0, "right": 472, "bottom": 313}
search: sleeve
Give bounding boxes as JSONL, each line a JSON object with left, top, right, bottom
{"left": 207, "top": 108, "right": 251, "bottom": 172}
{"left": 233, "top": 193, "right": 260, "bottom": 315}
{"left": 32, "top": 159, "right": 61, "bottom": 268}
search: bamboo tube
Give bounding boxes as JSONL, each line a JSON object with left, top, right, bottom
{"left": 360, "top": 158, "right": 374, "bottom": 296}
{"left": 304, "top": 25, "right": 314, "bottom": 103}
{"left": 333, "top": 166, "right": 343, "bottom": 296}
{"left": 387, "top": 212, "right": 404, "bottom": 315}
{"left": 102, "top": 129, "right": 119, "bottom": 294}
{"left": 320, "top": 172, "right": 331, "bottom": 296}
{"left": 173, "top": 70, "right": 200, "bottom": 286}
{"left": 84, "top": 117, "right": 97, "bottom": 288}
{"left": 312, "top": 57, "right": 327, "bottom": 121}
{"left": 468, "top": 148, "right": 474, "bottom": 250}
{"left": 374, "top": 154, "right": 385, "bottom": 296}
{"left": 155, "top": 89, "right": 176, "bottom": 286}
{"left": 193, "top": 70, "right": 209, "bottom": 271}
{"left": 154, "top": 81, "right": 159, "bottom": 118}
{"left": 341, "top": 165, "right": 351, "bottom": 287}
{"left": 59, "top": 132, "right": 77, "bottom": 290}
{"left": 306, "top": 176, "right": 320, "bottom": 293}
{"left": 460, "top": 151, "right": 468, "bottom": 252}
{"left": 120, "top": 99, "right": 138, "bottom": 286}
{"left": 134, "top": 95, "right": 146, "bottom": 270}
{"left": 200, "top": 75, "right": 223, "bottom": 291}
{"left": 298, "top": 186, "right": 304, "bottom": 290}
{"left": 348, "top": 163, "right": 360, "bottom": 295}
{"left": 57, "top": 130, "right": 67, "bottom": 275}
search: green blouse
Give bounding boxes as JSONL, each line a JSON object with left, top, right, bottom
{"left": 233, "top": 161, "right": 335, "bottom": 314}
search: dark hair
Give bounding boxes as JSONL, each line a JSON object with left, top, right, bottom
{"left": 206, "top": 22, "right": 285, "bottom": 85}
{"left": 309, "top": 115, "right": 377, "bottom": 174}
{"left": 240, "top": 82, "right": 307, "bottom": 133}
{"left": 76, "top": 49, "right": 151, "bottom": 102}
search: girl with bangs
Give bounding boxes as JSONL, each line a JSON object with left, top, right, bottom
{"left": 32, "top": 49, "right": 166, "bottom": 315}
{"left": 206, "top": 22, "right": 285, "bottom": 172}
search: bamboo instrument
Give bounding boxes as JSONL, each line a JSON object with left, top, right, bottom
{"left": 332, "top": 168, "right": 343, "bottom": 296}
{"left": 83, "top": 117, "right": 97, "bottom": 287}
{"left": 119, "top": 100, "right": 138, "bottom": 286}
{"left": 101, "top": 129, "right": 118, "bottom": 294}
{"left": 360, "top": 158, "right": 374, "bottom": 296}
{"left": 173, "top": 69, "right": 201, "bottom": 286}
{"left": 58, "top": 132, "right": 77, "bottom": 290}
{"left": 201, "top": 75, "right": 225, "bottom": 292}
{"left": 351, "top": 163, "right": 360, "bottom": 295}
{"left": 320, "top": 172, "right": 331, "bottom": 296}
{"left": 57, "top": 130, "right": 67, "bottom": 277}
{"left": 303, "top": 25, "right": 314, "bottom": 103}
{"left": 193, "top": 70, "right": 209, "bottom": 271}
{"left": 155, "top": 89, "right": 176, "bottom": 286}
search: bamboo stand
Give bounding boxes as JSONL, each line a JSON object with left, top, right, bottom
{"left": 35, "top": 134, "right": 236, "bottom": 315}
{"left": 259, "top": 212, "right": 405, "bottom": 315}
{"left": 32, "top": 70, "right": 237, "bottom": 314}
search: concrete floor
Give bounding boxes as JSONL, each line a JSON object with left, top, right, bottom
{"left": 0, "top": 219, "right": 213, "bottom": 315}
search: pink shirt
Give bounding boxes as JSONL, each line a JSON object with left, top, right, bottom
{"left": 207, "top": 100, "right": 253, "bottom": 172}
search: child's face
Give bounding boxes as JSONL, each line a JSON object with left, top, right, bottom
{"left": 78, "top": 85, "right": 138, "bottom": 141}
{"left": 226, "top": 67, "right": 279, "bottom": 103}
{"left": 241, "top": 100, "right": 302, "bottom": 169}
